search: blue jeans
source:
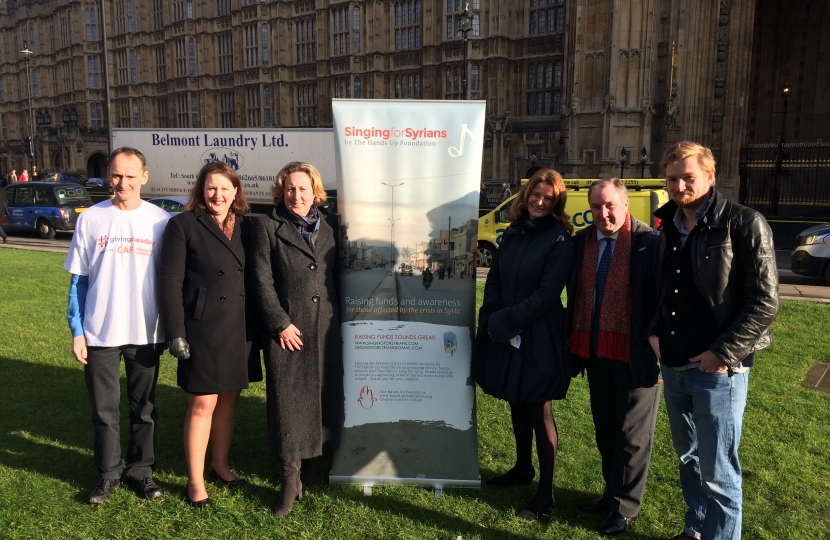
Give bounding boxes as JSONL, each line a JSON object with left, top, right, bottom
{"left": 662, "top": 364, "right": 748, "bottom": 540}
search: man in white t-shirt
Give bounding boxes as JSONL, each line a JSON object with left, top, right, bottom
{"left": 65, "top": 147, "right": 171, "bottom": 505}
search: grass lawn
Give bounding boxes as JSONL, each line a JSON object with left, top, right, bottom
{"left": 1, "top": 249, "right": 828, "bottom": 539}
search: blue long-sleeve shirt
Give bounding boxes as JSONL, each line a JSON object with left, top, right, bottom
{"left": 67, "top": 274, "right": 89, "bottom": 338}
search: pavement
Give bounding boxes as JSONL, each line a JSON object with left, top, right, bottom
{"left": 3, "top": 232, "right": 829, "bottom": 303}
{"left": 476, "top": 250, "right": 830, "bottom": 304}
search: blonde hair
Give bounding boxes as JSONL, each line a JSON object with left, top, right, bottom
{"left": 660, "top": 141, "right": 717, "bottom": 179}
{"left": 509, "top": 168, "right": 573, "bottom": 234}
{"left": 272, "top": 161, "right": 328, "bottom": 206}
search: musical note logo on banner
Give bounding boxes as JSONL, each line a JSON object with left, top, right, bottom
{"left": 448, "top": 124, "right": 476, "bottom": 157}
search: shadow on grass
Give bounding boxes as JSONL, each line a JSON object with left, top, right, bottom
{"left": 0, "top": 355, "right": 272, "bottom": 489}
{"left": 0, "top": 355, "right": 665, "bottom": 538}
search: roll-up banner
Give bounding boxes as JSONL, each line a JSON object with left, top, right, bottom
{"left": 330, "top": 99, "right": 485, "bottom": 492}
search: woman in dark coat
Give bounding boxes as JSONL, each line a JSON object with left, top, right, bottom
{"left": 158, "top": 162, "right": 260, "bottom": 507}
{"left": 251, "top": 161, "right": 344, "bottom": 518}
{"left": 472, "top": 168, "right": 575, "bottom": 520}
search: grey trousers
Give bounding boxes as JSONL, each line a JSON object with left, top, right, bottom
{"left": 587, "top": 356, "right": 661, "bottom": 517}
{"left": 84, "top": 344, "right": 163, "bottom": 481}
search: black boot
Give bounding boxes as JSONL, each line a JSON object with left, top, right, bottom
{"left": 300, "top": 458, "right": 322, "bottom": 489}
{"left": 273, "top": 461, "right": 302, "bottom": 518}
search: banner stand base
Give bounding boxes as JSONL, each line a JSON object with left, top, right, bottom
{"left": 329, "top": 473, "right": 481, "bottom": 498}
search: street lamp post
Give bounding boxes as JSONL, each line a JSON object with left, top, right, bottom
{"left": 381, "top": 182, "right": 404, "bottom": 266}
{"left": 771, "top": 83, "right": 791, "bottom": 216}
{"left": 19, "top": 41, "right": 36, "bottom": 177}
{"left": 459, "top": 3, "right": 474, "bottom": 100}
{"left": 59, "top": 105, "right": 80, "bottom": 170}
{"left": 638, "top": 147, "right": 649, "bottom": 179}
{"left": 35, "top": 108, "right": 52, "bottom": 172}
{"left": 618, "top": 148, "right": 629, "bottom": 179}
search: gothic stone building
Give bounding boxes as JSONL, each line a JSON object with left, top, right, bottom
{"left": 0, "top": 0, "right": 827, "bottom": 201}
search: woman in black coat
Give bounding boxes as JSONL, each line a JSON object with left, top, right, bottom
{"left": 158, "top": 162, "right": 260, "bottom": 508}
{"left": 472, "top": 168, "right": 575, "bottom": 520}
{"left": 251, "top": 161, "right": 344, "bottom": 518}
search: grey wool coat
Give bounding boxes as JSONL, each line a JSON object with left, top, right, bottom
{"left": 250, "top": 204, "right": 344, "bottom": 463}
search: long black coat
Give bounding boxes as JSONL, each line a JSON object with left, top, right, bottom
{"left": 564, "top": 217, "right": 661, "bottom": 388}
{"left": 250, "top": 204, "right": 344, "bottom": 463}
{"left": 472, "top": 214, "right": 576, "bottom": 402}
{"left": 158, "top": 211, "right": 260, "bottom": 394}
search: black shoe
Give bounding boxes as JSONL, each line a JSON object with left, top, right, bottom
{"left": 128, "top": 476, "right": 164, "bottom": 500}
{"left": 598, "top": 511, "right": 637, "bottom": 536}
{"left": 188, "top": 496, "right": 211, "bottom": 508}
{"left": 578, "top": 496, "right": 611, "bottom": 513}
{"left": 516, "top": 494, "right": 556, "bottom": 521}
{"left": 669, "top": 533, "right": 696, "bottom": 540}
{"left": 2, "top": 237, "right": 7, "bottom": 244}
{"left": 209, "top": 467, "right": 246, "bottom": 488}
{"left": 87, "top": 478, "right": 120, "bottom": 504}
{"left": 487, "top": 466, "right": 535, "bottom": 487}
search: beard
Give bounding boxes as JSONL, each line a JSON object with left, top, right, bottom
{"left": 672, "top": 188, "right": 711, "bottom": 209}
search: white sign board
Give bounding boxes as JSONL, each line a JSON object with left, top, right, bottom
{"left": 111, "top": 128, "right": 337, "bottom": 204}
{"left": 330, "top": 99, "right": 485, "bottom": 490}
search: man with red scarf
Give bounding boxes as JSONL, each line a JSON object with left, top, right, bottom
{"left": 566, "top": 178, "right": 662, "bottom": 536}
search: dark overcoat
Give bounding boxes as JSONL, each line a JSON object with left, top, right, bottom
{"left": 564, "top": 217, "right": 661, "bottom": 388}
{"left": 158, "top": 210, "right": 261, "bottom": 394}
{"left": 250, "top": 204, "right": 344, "bottom": 463}
{"left": 472, "top": 214, "right": 576, "bottom": 402}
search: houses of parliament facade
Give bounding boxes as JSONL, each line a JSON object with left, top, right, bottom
{"left": 0, "top": 0, "right": 827, "bottom": 200}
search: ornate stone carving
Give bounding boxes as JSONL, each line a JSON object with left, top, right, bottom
{"left": 719, "top": 1, "right": 730, "bottom": 26}
{"left": 603, "top": 93, "right": 616, "bottom": 114}
{"left": 717, "top": 41, "right": 728, "bottom": 62}
{"left": 666, "top": 82, "right": 680, "bottom": 128}
{"left": 714, "top": 77, "right": 725, "bottom": 97}
{"left": 712, "top": 110, "right": 723, "bottom": 132}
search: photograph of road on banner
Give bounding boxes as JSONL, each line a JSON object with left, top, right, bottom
{"left": 330, "top": 99, "right": 485, "bottom": 492}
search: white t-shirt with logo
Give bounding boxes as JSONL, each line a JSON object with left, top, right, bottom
{"left": 64, "top": 199, "right": 170, "bottom": 347}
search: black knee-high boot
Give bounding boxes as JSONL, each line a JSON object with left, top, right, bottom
{"left": 273, "top": 460, "right": 303, "bottom": 518}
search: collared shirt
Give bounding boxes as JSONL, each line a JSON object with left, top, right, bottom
{"left": 673, "top": 190, "right": 713, "bottom": 250}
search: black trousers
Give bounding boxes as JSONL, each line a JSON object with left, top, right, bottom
{"left": 84, "top": 344, "right": 163, "bottom": 481}
{"left": 587, "top": 356, "right": 661, "bottom": 517}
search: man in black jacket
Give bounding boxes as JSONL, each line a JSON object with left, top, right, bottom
{"left": 649, "top": 141, "right": 778, "bottom": 540}
{"left": 567, "top": 178, "right": 661, "bottom": 536}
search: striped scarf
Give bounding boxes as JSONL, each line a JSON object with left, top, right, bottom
{"left": 286, "top": 204, "right": 320, "bottom": 250}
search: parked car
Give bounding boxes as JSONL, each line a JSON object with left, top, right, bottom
{"left": 791, "top": 222, "right": 830, "bottom": 285}
{"left": 146, "top": 196, "right": 189, "bottom": 216}
{"left": 43, "top": 171, "right": 86, "bottom": 184}
{"left": 1, "top": 181, "right": 93, "bottom": 238}
{"left": 85, "top": 177, "right": 113, "bottom": 197}
{"left": 364, "top": 264, "right": 373, "bottom": 270}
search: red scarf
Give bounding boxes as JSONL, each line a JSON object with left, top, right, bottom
{"left": 570, "top": 215, "right": 632, "bottom": 363}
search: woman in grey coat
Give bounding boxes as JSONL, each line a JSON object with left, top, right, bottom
{"left": 472, "top": 169, "right": 575, "bottom": 520}
{"left": 251, "top": 161, "right": 344, "bottom": 518}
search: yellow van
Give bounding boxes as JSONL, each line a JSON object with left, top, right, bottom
{"left": 476, "top": 179, "right": 669, "bottom": 267}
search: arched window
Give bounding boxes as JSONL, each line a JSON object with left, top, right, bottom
{"left": 188, "top": 38, "right": 196, "bottom": 75}
{"left": 554, "top": 61, "right": 562, "bottom": 88}
{"left": 127, "top": 0, "right": 134, "bottom": 32}
{"left": 186, "top": 0, "right": 193, "bottom": 19}
{"left": 528, "top": 64, "right": 535, "bottom": 90}
{"left": 445, "top": 69, "right": 451, "bottom": 93}
{"left": 261, "top": 24, "right": 269, "bottom": 66}
{"left": 415, "top": 74, "right": 420, "bottom": 98}
{"left": 471, "top": 64, "right": 480, "bottom": 91}
{"left": 29, "top": 26, "right": 35, "bottom": 54}
{"left": 545, "top": 63, "right": 552, "bottom": 88}
{"left": 353, "top": 76, "right": 361, "bottom": 99}
{"left": 130, "top": 49, "right": 137, "bottom": 83}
